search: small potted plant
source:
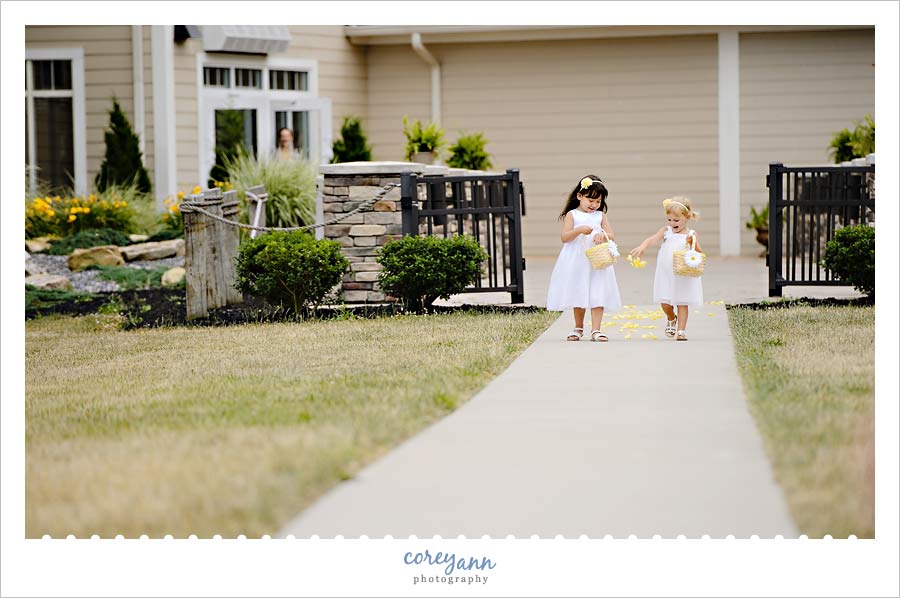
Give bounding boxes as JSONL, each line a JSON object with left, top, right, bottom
{"left": 745, "top": 205, "right": 769, "bottom": 257}
{"left": 446, "top": 131, "right": 494, "bottom": 171}
{"left": 402, "top": 116, "right": 446, "bottom": 164}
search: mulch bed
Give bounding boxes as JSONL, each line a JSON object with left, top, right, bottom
{"left": 26, "top": 289, "right": 544, "bottom": 329}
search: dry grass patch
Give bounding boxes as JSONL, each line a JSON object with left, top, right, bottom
{"left": 26, "top": 310, "right": 557, "bottom": 538}
{"left": 728, "top": 304, "right": 874, "bottom": 538}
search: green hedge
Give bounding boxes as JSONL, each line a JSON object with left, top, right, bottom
{"left": 377, "top": 235, "right": 488, "bottom": 312}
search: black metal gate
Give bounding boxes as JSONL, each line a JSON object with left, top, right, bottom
{"left": 767, "top": 162, "right": 875, "bottom": 297}
{"left": 400, "top": 169, "right": 526, "bottom": 303}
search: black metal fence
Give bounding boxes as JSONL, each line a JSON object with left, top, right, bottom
{"left": 400, "top": 169, "right": 526, "bottom": 303}
{"left": 767, "top": 162, "right": 875, "bottom": 297}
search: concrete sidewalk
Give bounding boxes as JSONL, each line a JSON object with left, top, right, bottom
{"left": 279, "top": 301, "right": 798, "bottom": 538}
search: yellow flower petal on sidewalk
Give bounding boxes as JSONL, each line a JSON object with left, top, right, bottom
{"left": 707, "top": 313, "right": 715, "bottom": 317}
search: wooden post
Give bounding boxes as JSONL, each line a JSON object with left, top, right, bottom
{"left": 220, "top": 189, "right": 243, "bottom": 305}
{"left": 246, "top": 184, "right": 267, "bottom": 238}
{"left": 183, "top": 193, "right": 220, "bottom": 319}
{"left": 200, "top": 188, "right": 227, "bottom": 309}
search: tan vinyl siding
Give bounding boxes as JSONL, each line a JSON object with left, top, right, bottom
{"left": 26, "top": 25, "right": 135, "bottom": 190}
{"left": 739, "top": 29, "right": 874, "bottom": 255}
{"left": 367, "top": 36, "right": 719, "bottom": 257}
{"left": 284, "top": 26, "right": 368, "bottom": 132}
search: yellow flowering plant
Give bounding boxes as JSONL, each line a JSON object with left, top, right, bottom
{"left": 25, "top": 191, "right": 137, "bottom": 238}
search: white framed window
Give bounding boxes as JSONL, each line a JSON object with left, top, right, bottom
{"left": 25, "top": 47, "right": 86, "bottom": 195}
{"left": 196, "top": 53, "right": 331, "bottom": 185}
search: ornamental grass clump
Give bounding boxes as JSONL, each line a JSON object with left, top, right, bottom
{"left": 377, "top": 235, "right": 488, "bottom": 313}
{"left": 225, "top": 148, "right": 317, "bottom": 229}
{"left": 235, "top": 231, "right": 349, "bottom": 315}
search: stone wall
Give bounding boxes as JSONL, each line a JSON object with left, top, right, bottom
{"left": 320, "top": 162, "right": 435, "bottom": 303}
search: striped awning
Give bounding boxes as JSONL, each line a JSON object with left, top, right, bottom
{"left": 200, "top": 25, "right": 291, "bottom": 54}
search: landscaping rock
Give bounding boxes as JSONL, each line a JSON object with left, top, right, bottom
{"left": 25, "top": 237, "right": 53, "bottom": 253}
{"left": 67, "top": 245, "right": 125, "bottom": 271}
{"left": 129, "top": 234, "right": 150, "bottom": 243}
{"left": 26, "top": 251, "right": 47, "bottom": 276}
{"left": 25, "top": 273, "right": 72, "bottom": 291}
{"left": 120, "top": 239, "right": 185, "bottom": 262}
{"left": 161, "top": 267, "right": 186, "bottom": 287}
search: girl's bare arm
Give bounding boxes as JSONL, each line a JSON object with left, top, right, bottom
{"left": 561, "top": 212, "right": 592, "bottom": 243}
{"left": 630, "top": 227, "right": 666, "bottom": 257}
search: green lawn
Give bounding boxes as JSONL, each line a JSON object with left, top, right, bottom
{"left": 26, "top": 310, "right": 557, "bottom": 538}
{"left": 728, "top": 303, "right": 875, "bottom": 538}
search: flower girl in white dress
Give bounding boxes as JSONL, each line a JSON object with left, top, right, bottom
{"left": 630, "top": 197, "right": 704, "bottom": 341}
{"left": 546, "top": 175, "right": 622, "bottom": 341}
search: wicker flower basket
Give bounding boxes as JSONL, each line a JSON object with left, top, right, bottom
{"left": 673, "top": 234, "right": 706, "bottom": 277}
{"left": 584, "top": 229, "right": 617, "bottom": 270}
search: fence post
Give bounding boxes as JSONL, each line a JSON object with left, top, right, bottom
{"left": 183, "top": 193, "right": 214, "bottom": 319}
{"left": 400, "top": 172, "right": 418, "bottom": 236}
{"left": 200, "top": 188, "right": 228, "bottom": 309}
{"left": 768, "top": 163, "right": 783, "bottom": 297}
{"left": 507, "top": 169, "right": 525, "bottom": 304}
{"left": 246, "top": 184, "right": 267, "bottom": 239}
{"left": 220, "top": 189, "right": 243, "bottom": 305}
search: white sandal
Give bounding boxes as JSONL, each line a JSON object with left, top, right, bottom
{"left": 591, "top": 330, "right": 608, "bottom": 342}
{"left": 665, "top": 319, "right": 677, "bottom": 337}
{"left": 676, "top": 330, "right": 688, "bottom": 341}
{"left": 567, "top": 327, "right": 584, "bottom": 341}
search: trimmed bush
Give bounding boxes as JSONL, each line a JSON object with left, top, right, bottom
{"left": 377, "top": 235, "right": 488, "bottom": 313}
{"left": 447, "top": 132, "right": 494, "bottom": 171}
{"left": 822, "top": 225, "right": 875, "bottom": 298}
{"left": 331, "top": 116, "right": 373, "bottom": 163}
{"left": 235, "top": 231, "right": 349, "bottom": 314}
{"left": 47, "top": 228, "right": 133, "bottom": 255}
{"left": 95, "top": 98, "right": 152, "bottom": 194}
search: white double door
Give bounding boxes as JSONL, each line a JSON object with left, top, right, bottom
{"left": 201, "top": 94, "right": 332, "bottom": 184}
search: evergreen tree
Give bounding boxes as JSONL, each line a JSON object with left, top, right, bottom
{"left": 95, "top": 98, "right": 152, "bottom": 193}
{"left": 331, "top": 116, "right": 373, "bottom": 163}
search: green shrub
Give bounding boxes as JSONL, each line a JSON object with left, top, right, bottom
{"left": 235, "top": 231, "right": 349, "bottom": 314}
{"left": 402, "top": 116, "right": 446, "bottom": 161}
{"left": 446, "top": 132, "right": 494, "bottom": 170}
{"left": 95, "top": 98, "right": 152, "bottom": 194}
{"left": 332, "top": 116, "right": 373, "bottom": 163}
{"left": 47, "top": 228, "right": 133, "bottom": 255}
{"left": 377, "top": 235, "right": 488, "bottom": 312}
{"left": 226, "top": 148, "right": 317, "bottom": 229}
{"left": 822, "top": 225, "right": 875, "bottom": 297}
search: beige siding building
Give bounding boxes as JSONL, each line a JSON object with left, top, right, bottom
{"left": 25, "top": 25, "right": 873, "bottom": 257}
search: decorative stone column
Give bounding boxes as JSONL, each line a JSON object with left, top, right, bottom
{"left": 319, "top": 161, "right": 448, "bottom": 303}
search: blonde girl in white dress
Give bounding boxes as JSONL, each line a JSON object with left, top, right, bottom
{"left": 546, "top": 175, "right": 623, "bottom": 341}
{"left": 630, "top": 197, "right": 704, "bottom": 341}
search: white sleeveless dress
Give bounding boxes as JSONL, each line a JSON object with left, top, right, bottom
{"left": 546, "top": 209, "right": 622, "bottom": 311}
{"left": 653, "top": 226, "right": 704, "bottom": 306}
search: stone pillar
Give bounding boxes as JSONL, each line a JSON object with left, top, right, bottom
{"left": 319, "top": 162, "right": 433, "bottom": 303}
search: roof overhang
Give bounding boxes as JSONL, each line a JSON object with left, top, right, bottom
{"left": 344, "top": 24, "right": 872, "bottom": 45}
{"left": 200, "top": 25, "right": 291, "bottom": 54}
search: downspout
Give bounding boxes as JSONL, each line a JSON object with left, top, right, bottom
{"left": 131, "top": 26, "right": 145, "bottom": 154}
{"left": 411, "top": 32, "right": 441, "bottom": 124}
